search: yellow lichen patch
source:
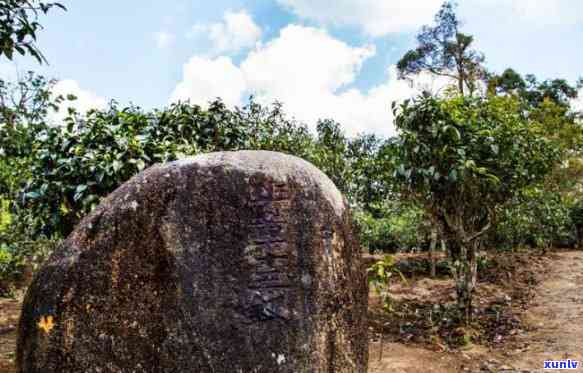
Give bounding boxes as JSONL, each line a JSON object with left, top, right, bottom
{"left": 38, "top": 315, "right": 55, "bottom": 334}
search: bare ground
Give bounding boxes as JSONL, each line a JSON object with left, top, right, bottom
{"left": 0, "top": 295, "right": 19, "bottom": 373}
{"left": 368, "top": 250, "right": 583, "bottom": 372}
{"left": 1, "top": 250, "right": 581, "bottom": 372}
{"left": 504, "top": 251, "right": 583, "bottom": 372}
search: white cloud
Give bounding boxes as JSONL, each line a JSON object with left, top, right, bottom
{"left": 170, "top": 56, "right": 246, "bottom": 108}
{"left": 188, "top": 10, "right": 261, "bottom": 55}
{"left": 0, "top": 62, "right": 18, "bottom": 81}
{"left": 49, "top": 80, "right": 107, "bottom": 124}
{"left": 170, "top": 25, "right": 451, "bottom": 137}
{"left": 465, "top": 0, "right": 583, "bottom": 26}
{"left": 277, "top": 0, "right": 443, "bottom": 36}
{"left": 278, "top": 0, "right": 583, "bottom": 37}
{"left": 241, "top": 25, "right": 375, "bottom": 103}
{"left": 154, "top": 31, "right": 176, "bottom": 49}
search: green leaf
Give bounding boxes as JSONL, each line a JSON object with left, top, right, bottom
{"left": 485, "top": 174, "right": 500, "bottom": 184}
{"left": 112, "top": 160, "right": 122, "bottom": 173}
{"left": 443, "top": 125, "right": 461, "bottom": 141}
{"left": 397, "top": 164, "right": 405, "bottom": 176}
{"left": 25, "top": 191, "right": 40, "bottom": 199}
{"left": 136, "top": 159, "right": 146, "bottom": 171}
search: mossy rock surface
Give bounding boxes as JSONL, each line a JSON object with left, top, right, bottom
{"left": 17, "top": 151, "right": 368, "bottom": 373}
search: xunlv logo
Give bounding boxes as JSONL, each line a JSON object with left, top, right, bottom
{"left": 544, "top": 359, "right": 580, "bottom": 369}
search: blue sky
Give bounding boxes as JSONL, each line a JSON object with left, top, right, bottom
{"left": 1, "top": 0, "right": 582, "bottom": 136}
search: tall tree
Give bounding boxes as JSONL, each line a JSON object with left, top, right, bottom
{"left": 397, "top": 1, "right": 485, "bottom": 96}
{"left": 0, "top": 0, "right": 66, "bottom": 63}
{"left": 392, "top": 94, "right": 560, "bottom": 322}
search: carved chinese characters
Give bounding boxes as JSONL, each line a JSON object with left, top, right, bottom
{"left": 18, "top": 151, "right": 368, "bottom": 373}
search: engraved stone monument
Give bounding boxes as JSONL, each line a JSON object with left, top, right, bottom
{"left": 17, "top": 151, "right": 368, "bottom": 372}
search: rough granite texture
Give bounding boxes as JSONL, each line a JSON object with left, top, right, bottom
{"left": 17, "top": 151, "right": 368, "bottom": 373}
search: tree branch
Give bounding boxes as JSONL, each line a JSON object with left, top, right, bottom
{"left": 464, "top": 206, "right": 494, "bottom": 243}
{"left": 464, "top": 220, "right": 491, "bottom": 243}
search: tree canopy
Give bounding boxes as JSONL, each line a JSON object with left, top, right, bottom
{"left": 0, "top": 0, "right": 65, "bottom": 63}
{"left": 487, "top": 68, "right": 580, "bottom": 110}
{"left": 396, "top": 1, "right": 485, "bottom": 96}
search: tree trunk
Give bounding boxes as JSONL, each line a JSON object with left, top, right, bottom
{"left": 429, "top": 226, "right": 437, "bottom": 278}
{"left": 457, "top": 76, "right": 465, "bottom": 96}
{"left": 450, "top": 240, "right": 478, "bottom": 324}
{"left": 456, "top": 59, "right": 465, "bottom": 96}
{"left": 576, "top": 224, "right": 583, "bottom": 249}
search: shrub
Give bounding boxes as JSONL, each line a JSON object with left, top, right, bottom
{"left": 0, "top": 229, "right": 59, "bottom": 296}
{"left": 0, "top": 243, "right": 24, "bottom": 296}
{"left": 354, "top": 203, "right": 424, "bottom": 254}
{"left": 490, "top": 189, "right": 574, "bottom": 250}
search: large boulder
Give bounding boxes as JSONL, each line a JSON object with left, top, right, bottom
{"left": 17, "top": 151, "right": 368, "bottom": 373}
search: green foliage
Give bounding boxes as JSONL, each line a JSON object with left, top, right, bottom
{"left": 0, "top": 0, "right": 66, "bottom": 63}
{"left": 0, "top": 72, "right": 66, "bottom": 192}
{"left": 0, "top": 71, "right": 396, "bottom": 244}
{"left": 310, "top": 119, "right": 351, "bottom": 193}
{"left": 16, "top": 99, "right": 319, "bottom": 236}
{"left": 485, "top": 70, "right": 582, "bottom": 251}
{"left": 571, "top": 200, "right": 583, "bottom": 247}
{"left": 0, "top": 71, "right": 64, "bottom": 130}
{"left": 0, "top": 198, "right": 10, "bottom": 230}
{"left": 0, "top": 73, "right": 71, "bottom": 200}
{"left": 0, "top": 229, "right": 57, "bottom": 296}
{"left": 355, "top": 202, "right": 424, "bottom": 253}
{"left": 367, "top": 255, "right": 407, "bottom": 311}
{"left": 391, "top": 93, "right": 561, "bottom": 322}
{"left": 488, "top": 68, "right": 579, "bottom": 110}
{"left": 0, "top": 220, "right": 58, "bottom": 296}
{"left": 572, "top": 200, "right": 583, "bottom": 226}
{"left": 347, "top": 134, "right": 394, "bottom": 214}
{"left": 392, "top": 94, "right": 560, "bottom": 216}
{"left": 1, "top": 77, "right": 396, "bottom": 238}
{"left": 492, "top": 189, "right": 574, "bottom": 250}
{"left": 0, "top": 242, "right": 23, "bottom": 296}
{"left": 309, "top": 121, "right": 395, "bottom": 211}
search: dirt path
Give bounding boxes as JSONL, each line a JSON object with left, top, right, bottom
{"left": 368, "top": 342, "right": 464, "bottom": 372}
{"left": 504, "top": 251, "right": 583, "bottom": 371}
{"left": 0, "top": 295, "right": 19, "bottom": 373}
{"left": 368, "top": 250, "right": 583, "bottom": 372}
